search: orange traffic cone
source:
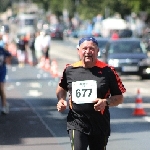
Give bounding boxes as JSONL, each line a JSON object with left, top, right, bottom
{"left": 133, "top": 89, "right": 147, "bottom": 116}
{"left": 38, "top": 57, "right": 45, "bottom": 69}
{"left": 44, "top": 58, "right": 51, "bottom": 71}
{"left": 8, "top": 43, "right": 17, "bottom": 57}
{"left": 50, "top": 59, "right": 59, "bottom": 77}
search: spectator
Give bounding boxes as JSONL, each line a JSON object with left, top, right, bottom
{"left": 34, "top": 31, "right": 44, "bottom": 67}
{"left": 16, "top": 35, "right": 26, "bottom": 67}
{"left": 41, "top": 31, "right": 51, "bottom": 60}
{"left": 0, "top": 34, "right": 5, "bottom": 48}
{"left": 28, "top": 33, "right": 36, "bottom": 65}
{"left": 111, "top": 30, "right": 119, "bottom": 40}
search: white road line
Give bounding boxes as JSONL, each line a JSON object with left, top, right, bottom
{"left": 117, "top": 103, "right": 150, "bottom": 108}
{"left": 144, "top": 116, "right": 150, "bottom": 122}
{"left": 25, "top": 99, "right": 57, "bottom": 137}
{"left": 28, "top": 82, "right": 42, "bottom": 88}
{"left": 27, "top": 90, "right": 42, "bottom": 97}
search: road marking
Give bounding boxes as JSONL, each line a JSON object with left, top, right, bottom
{"left": 144, "top": 116, "right": 150, "bottom": 122}
{"left": 28, "top": 82, "right": 42, "bottom": 88}
{"left": 110, "top": 118, "right": 147, "bottom": 123}
{"left": 43, "top": 73, "right": 49, "bottom": 78}
{"left": 37, "top": 74, "right": 41, "bottom": 79}
{"left": 117, "top": 103, "right": 150, "bottom": 108}
{"left": 11, "top": 67, "right": 17, "bottom": 72}
{"left": 24, "top": 100, "right": 57, "bottom": 137}
{"left": 16, "top": 82, "right": 21, "bottom": 86}
{"left": 48, "top": 81, "right": 57, "bottom": 87}
{"left": 27, "top": 90, "right": 42, "bottom": 97}
{"left": 117, "top": 103, "right": 150, "bottom": 123}
{"left": 6, "top": 85, "right": 14, "bottom": 90}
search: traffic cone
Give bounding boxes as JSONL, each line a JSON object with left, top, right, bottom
{"left": 50, "top": 59, "right": 59, "bottom": 77}
{"left": 38, "top": 57, "right": 45, "bottom": 69}
{"left": 133, "top": 89, "right": 147, "bottom": 116}
{"left": 8, "top": 43, "right": 17, "bottom": 57}
{"left": 28, "top": 55, "right": 33, "bottom": 66}
{"left": 44, "top": 58, "right": 51, "bottom": 71}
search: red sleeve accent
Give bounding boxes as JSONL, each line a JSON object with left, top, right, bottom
{"left": 110, "top": 66, "right": 126, "bottom": 93}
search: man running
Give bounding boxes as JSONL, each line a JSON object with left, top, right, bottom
{"left": 56, "top": 37, "right": 126, "bottom": 150}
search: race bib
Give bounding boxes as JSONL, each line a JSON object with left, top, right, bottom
{"left": 72, "top": 80, "right": 97, "bottom": 104}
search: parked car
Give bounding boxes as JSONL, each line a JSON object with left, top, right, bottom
{"left": 118, "top": 29, "right": 133, "bottom": 38}
{"left": 96, "top": 37, "right": 109, "bottom": 61}
{"left": 142, "top": 30, "right": 150, "bottom": 52}
{"left": 49, "top": 24, "right": 64, "bottom": 40}
{"left": 99, "top": 38, "right": 150, "bottom": 79}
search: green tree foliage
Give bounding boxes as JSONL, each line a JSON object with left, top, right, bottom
{"left": 0, "top": 0, "right": 11, "bottom": 12}
{"left": 1, "top": 0, "right": 150, "bottom": 22}
{"left": 78, "top": 0, "right": 104, "bottom": 19}
{"left": 32, "top": 0, "right": 51, "bottom": 11}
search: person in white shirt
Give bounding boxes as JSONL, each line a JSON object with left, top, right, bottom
{"left": 41, "top": 31, "right": 51, "bottom": 60}
{"left": 34, "top": 31, "right": 44, "bottom": 65}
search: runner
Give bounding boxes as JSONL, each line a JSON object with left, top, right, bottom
{"left": 0, "top": 46, "right": 12, "bottom": 115}
{"left": 56, "top": 37, "right": 126, "bottom": 150}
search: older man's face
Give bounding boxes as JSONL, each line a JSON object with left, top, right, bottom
{"left": 78, "top": 40, "right": 99, "bottom": 63}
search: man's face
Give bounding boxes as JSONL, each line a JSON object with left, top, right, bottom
{"left": 78, "top": 40, "right": 99, "bottom": 63}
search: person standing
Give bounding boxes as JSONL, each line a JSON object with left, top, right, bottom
{"left": 111, "top": 30, "right": 119, "bottom": 40}
{"left": 0, "top": 46, "right": 12, "bottom": 115}
{"left": 34, "top": 31, "right": 44, "bottom": 67}
{"left": 16, "top": 35, "right": 26, "bottom": 67}
{"left": 56, "top": 37, "right": 126, "bottom": 150}
{"left": 41, "top": 31, "right": 51, "bottom": 60}
{"left": 0, "top": 34, "right": 5, "bottom": 48}
{"left": 28, "top": 33, "right": 36, "bottom": 65}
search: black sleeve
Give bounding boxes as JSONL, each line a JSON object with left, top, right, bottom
{"left": 59, "top": 68, "right": 68, "bottom": 91}
{"left": 108, "top": 67, "right": 126, "bottom": 96}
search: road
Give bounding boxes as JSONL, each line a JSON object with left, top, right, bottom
{"left": 0, "top": 38, "right": 150, "bottom": 150}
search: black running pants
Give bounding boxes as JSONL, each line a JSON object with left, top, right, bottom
{"left": 68, "top": 129, "right": 107, "bottom": 150}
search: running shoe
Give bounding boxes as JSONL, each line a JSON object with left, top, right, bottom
{"left": 1, "top": 103, "right": 9, "bottom": 115}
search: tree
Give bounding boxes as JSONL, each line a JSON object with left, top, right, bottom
{"left": 0, "top": 0, "right": 11, "bottom": 12}
{"left": 32, "top": 0, "right": 51, "bottom": 12}
{"left": 2, "top": 0, "right": 149, "bottom": 23}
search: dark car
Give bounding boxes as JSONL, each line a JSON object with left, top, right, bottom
{"left": 49, "top": 24, "right": 64, "bottom": 40}
{"left": 96, "top": 37, "right": 109, "bottom": 61}
{"left": 142, "top": 30, "right": 150, "bottom": 52}
{"left": 100, "top": 38, "right": 150, "bottom": 79}
{"left": 118, "top": 29, "right": 133, "bottom": 38}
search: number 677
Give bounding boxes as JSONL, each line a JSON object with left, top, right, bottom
{"left": 76, "top": 89, "right": 92, "bottom": 98}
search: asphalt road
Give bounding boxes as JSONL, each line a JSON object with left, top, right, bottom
{"left": 0, "top": 38, "right": 150, "bottom": 150}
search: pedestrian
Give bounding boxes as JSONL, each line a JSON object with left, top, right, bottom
{"left": 16, "top": 35, "right": 26, "bottom": 67}
{"left": 0, "top": 34, "right": 10, "bottom": 52}
{"left": 34, "top": 31, "right": 43, "bottom": 67}
{"left": 56, "top": 37, "right": 126, "bottom": 150}
{"left": 111, "top": 30, "right": 119, "bottom": 40}
{"left": 23, "top": 33, "right": 30, "bottom": 64}
{"left": 41, "top": 30, "right": 51, "bottom": 60}
{"left": 0, "top": 46, "right": 12, "bottom": 115}
{"left": 0, "top": 34, "right": 5, "bottom": 48}
{"left": 28, "top": 33, "right": 36, "bottom": 65}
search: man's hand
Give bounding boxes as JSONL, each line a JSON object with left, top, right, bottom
{"left": 57, "top": 99, "right": 67, "bottom": 112}
{"left": 93, "top": 98, "right": 106, "bottom": 112}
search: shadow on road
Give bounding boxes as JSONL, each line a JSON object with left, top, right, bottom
{"left": 0, "top": 98, "right": 53, "bottom": 145}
